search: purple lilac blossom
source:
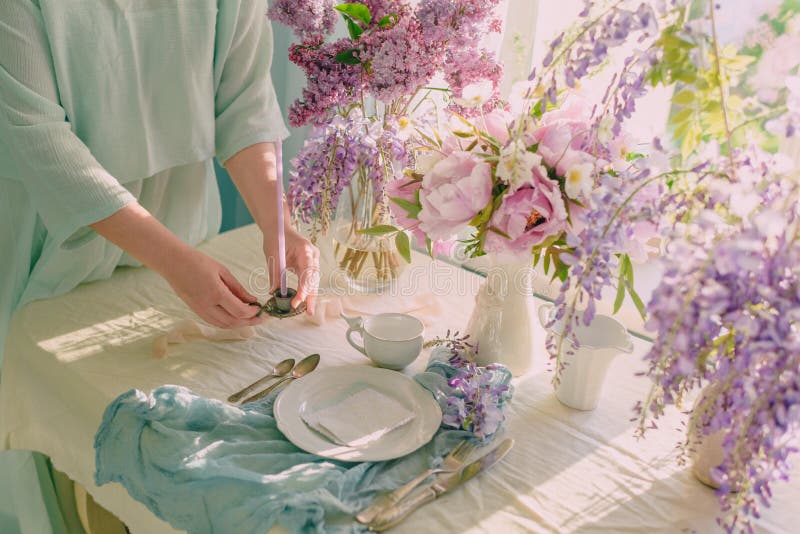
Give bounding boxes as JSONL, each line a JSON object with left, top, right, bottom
{"left": 287, "top": 37, "right": 363, "bottom": 127}
{"left": 362, "top": 18, "right": 438, "bottom": 102}
{"left": 267, "top": 0, "right": 337, "bottom": 39}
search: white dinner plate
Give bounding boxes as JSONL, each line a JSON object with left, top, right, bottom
{"left": 274, "top": 365, "right": 442, "bottom": 462}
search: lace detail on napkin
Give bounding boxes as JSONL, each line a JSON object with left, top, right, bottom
{"left": 301, "top": 387, "right": 415, "bottom": 447}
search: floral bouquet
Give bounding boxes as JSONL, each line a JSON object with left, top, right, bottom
{"left": 269, "top": 0, "right": 503, "bottom": 291}
{"left": 522, "top": 1, "right": 800, "bottom": 531}
{"left": 386, "top": 88, "right": 657, "bottom": 274}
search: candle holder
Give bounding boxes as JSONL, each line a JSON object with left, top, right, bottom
{"left": 252, "top": 288, "right": 306, "bottom": 319}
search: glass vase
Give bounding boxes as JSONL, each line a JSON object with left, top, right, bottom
{"left": 332, "top": 173, "right": 405, "bottom": 293}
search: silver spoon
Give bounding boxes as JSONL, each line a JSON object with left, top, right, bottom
{"left": 228, "top": 358, "right": 295, "bottom": 403}
{"left": 242, "top": 353, "right": 321, "bottom": 404}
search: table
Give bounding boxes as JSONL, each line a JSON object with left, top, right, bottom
{"left": 1, "top": 225, "right": 796, "bottom": 533}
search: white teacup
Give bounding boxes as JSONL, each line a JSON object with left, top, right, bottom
{"left": 341, "top": 313, "right": 424, "bottom": 370}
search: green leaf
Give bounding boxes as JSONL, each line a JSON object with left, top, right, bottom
{"left": 335, "top": 3, "right": 371, "bottom": 25}
{"left": 673, "top": 89, "right": 695, "bottom": 105}
{"left": 543, "top": 250, "right": 551, "bottom": 275}
{"left": 395, "top": 231, "right": 411, "bottom": 263}
{"left": 625, "top": 152, "right": 646, "bottom": 162}
{"left": 669, "top": 107, "right": 693, "bottom": 125}
{"left": 356, "top": 224, "right": 397, "bottom": 235}
{"left": 622, "top": 254, "right": 634, "bottom": 283}
{"left": 390, "top": 196, "right": 421, "bottom": 218}
{"left": 487, "top": 226, "right": 511, "bottom": 239}
{"left": 613, "top": 283, "right": 626, "bottom": 314}
{"left": 426, "top": 237, "right": 434, "bottom": 258}
{"left": 613, "top": 258, "right": 627, "bottom": 314}
{"left": 623, "top": 279, "right": 647, "bottom": 319}
{"left": 378, "top": 14, "right": 397, "bottom": 28}
{"left": 346, "top": 17, "right": 364, "bottom": 40}
{"left": 334, "top": 49, "right": 361, "bottom": 65}
{"left": 469, "top": 205, "right": 493, "bottom": 227}
{"left": 533, "top": 250, "right": 541, "bottom": 268}
{"left": 555, "top": 261, "right": 569, "bottom": 282}
{"left": 675, "top": 69, "right": 697, "bottom": 84}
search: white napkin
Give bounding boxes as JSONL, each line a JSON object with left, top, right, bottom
{"left": 301, "top": 387, "right": 415, "bottom": 447}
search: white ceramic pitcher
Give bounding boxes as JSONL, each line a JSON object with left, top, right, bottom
{"left": 538, "top": 303, "right": 634, "bottom": 411}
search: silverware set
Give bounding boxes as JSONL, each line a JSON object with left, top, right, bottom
{"left": 228, "top": 354, "right": 320, "bottom": 405}
{"left": 357, "top": 438, "right": 515, "bottom": 531}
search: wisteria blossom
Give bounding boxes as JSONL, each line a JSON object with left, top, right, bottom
{"left": 288, "top": 112, "right": 408, "bottom": 232}
{"left": 638, "top": 150, "right": 800, "bottom": 530}
{"left": 424, "top": 333, "right": 513, "bottom": 440}
{"left": 530, "top": 2, "right": 800, "bottom": 532}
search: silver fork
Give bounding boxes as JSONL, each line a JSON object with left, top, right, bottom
{"left": 355, "top": 440, "right": 477, "bottom": 524}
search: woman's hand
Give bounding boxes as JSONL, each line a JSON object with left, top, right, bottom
{"left": 224, "top": 142, "right": 320, "bottom": 314}
{"left": 90, "top": 202, "right": 262, "bottom": 329}
{"left": 163, "top": 248, "right": 263, "bottom": 329}
{"left": 263, "top": 226, "right": 319, "bottom": 314}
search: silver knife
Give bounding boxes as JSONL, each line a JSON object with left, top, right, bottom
{"left": 367, "top": 438, "right": 514, "bottom": 532}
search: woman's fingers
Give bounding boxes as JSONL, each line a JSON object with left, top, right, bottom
{"left": 220, "top": 267, "right": 257, "bottom": 303}
{"left": 204, "top": 306, "right": 235, "bottom": 329}
{"left": 216, "top": 285, "right": 261, "bottom": 323}
{"left": 291, "top": 246, "right": 319, "bottom": 315}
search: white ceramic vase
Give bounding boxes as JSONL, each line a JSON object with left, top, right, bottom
{"left": 689, "top": 385, "right": 729, "bottom": 490}
{"left": 690, "top": 428, "right": 726, "bottom": 489}
{"left": 466, "top": 262, "right": 535, "bottom": 376}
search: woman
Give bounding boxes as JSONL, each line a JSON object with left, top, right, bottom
{"left": 0, "top": 0, "right": 318, "bottom": 530}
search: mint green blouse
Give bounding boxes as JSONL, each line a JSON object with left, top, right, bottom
{"left": 0, "top": 0, "right": 288, "bottom": 356}
{"left": 0, "top": 1, "right": 288, "bottom": 530}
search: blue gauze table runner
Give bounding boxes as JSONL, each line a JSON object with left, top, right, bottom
{"left": 94, "top": 350, "right": 513, "bottom": 533}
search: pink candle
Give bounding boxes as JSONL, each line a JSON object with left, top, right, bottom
{"left": 275, "top": 142, "right": 287, "bottom": 297}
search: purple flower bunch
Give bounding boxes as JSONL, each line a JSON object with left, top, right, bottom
{"left": 636, "top": 146, "right": 800, "bottom": 532}
{"left": 531, "top": 3, "right": 800, "bottom": 529}
{"left": 426, "top": 333, "right": 513, "bottom": 440}
{"left": 269, "top": 0, "right": 337, "bottom": 39}
{"left": 287, "top": 37, "right": 363, "bottom": 128}
{"left": 288, "top": 112, "right": 408, "bottom": 229}
{"left": 269, "top": 0, "right": 504, "bottom": 127}
{"left": 547, "top": 165, "right": 664, "bottom": 373}
{"left": 442, "top": 360, "right": 509, "bottom": 440}
{"left": 527, "top": 1, "right": 697, "bottom": 144}
{"left": 271, "top": 0, "right": 504, "bottom": 238}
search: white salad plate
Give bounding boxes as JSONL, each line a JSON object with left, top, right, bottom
{"left": 274, "top": 365, "right": 442, "bottom": 462}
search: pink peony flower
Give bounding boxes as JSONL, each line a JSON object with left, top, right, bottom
{"left": 387, "top": 177, "right": 455, "bottom": 257}
{"left": 479, "top": 109, "right": 512, "bottom": 145}
{"left": 531, "top": 95, "right": 592, "bottom": 168}
{"left": 484, "top": 178, "right": 569, "bottom": 259}
{"left": 418, "top": 151, "right": 493, "bottom": 241}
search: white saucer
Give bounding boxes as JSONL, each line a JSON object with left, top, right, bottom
{"left": 274, "top": 365, "right": 442, "bottom": 462}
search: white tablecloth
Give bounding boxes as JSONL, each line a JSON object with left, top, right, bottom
{"left": 0, "top": 225, "right": 795, "bottom": 533}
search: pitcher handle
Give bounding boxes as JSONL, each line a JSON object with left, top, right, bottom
{"left": 618, "top": 331, "right": 635, "bottom": 354}
{"left": 537, "top": 303, "right": 554, "bottom": 329}
{"left": 341, "top": 314, "right": 367, "bottom": 356}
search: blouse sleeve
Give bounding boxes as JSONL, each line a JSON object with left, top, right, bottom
{"left": 0, "top": 0, "right": 135, "bottom": 244}
{"left": 213, "top": 0, "right": 290, "bottom": 164}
